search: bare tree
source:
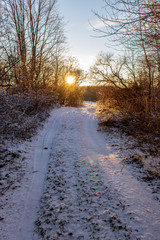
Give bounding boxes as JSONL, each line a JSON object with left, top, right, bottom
{"left": 0, "top": 0, "right": 65, "bottom": 89}
{"left": 90, "top": 52, "right": 134, "bottom": 88}
{"left": 93, "top": 0, "right": 160, "bottom": 92}
{"left": 52, "top": 56, "right": 86, "bottom": 88}
{"left": 27, "top": 0, "right": 65, "bottom": 88}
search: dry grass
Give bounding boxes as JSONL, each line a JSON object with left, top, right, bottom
{"left": 98, "top": 85, "right": 160, "bottom": 139}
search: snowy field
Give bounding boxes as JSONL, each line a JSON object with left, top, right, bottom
{"left": 0, "top": 102, "right": 160, "bottom": 240}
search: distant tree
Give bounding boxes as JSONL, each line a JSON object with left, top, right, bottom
{"left": 82, "top": 86, "right": 100, "bottom": 102}
{"left": 53, "top": 56, "right": 85, "bottom": 106}
{"left": 90, "top": 52, "right": 132, "bottom": 88}
{"left": 56, "top": 56, "right": 86, "bottom": 87}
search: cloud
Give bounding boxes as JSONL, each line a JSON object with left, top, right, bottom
{"left": 87, "top": 19, "right": 106, "bottom": 30}
{"left": 92, "top": 20, "right": 106, "bottom": 29}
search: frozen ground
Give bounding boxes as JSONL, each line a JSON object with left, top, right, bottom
{"left": 0, "top": 102, "right": 160, "bottom": 240}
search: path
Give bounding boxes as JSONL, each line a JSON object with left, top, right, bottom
{"left": 33, "top": 103, "right": 160, "bottom": 240}
{"left": 1, "top": 102, "right": 160, "bottom": 240}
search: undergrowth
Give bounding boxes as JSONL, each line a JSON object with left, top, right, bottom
{"left": 0, "top": 89, "right": 58, "bottom": 142}
{"left": 97, "top": 85, "right": 160, "bottom": 154}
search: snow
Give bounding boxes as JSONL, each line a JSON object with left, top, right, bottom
{"left": 0, "top": 102, "right": 160, "bottom": 240}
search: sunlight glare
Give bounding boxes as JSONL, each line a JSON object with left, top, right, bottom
{"left": 66, "top": 76, "right": 75, "bottom": 84}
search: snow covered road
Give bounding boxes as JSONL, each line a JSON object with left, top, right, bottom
{"left": 1, "top": 102, "right": 160, "bottom": 240}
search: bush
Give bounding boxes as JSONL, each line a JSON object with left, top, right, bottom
{"left": 98, "top": 85, "right": 160, "bottom": 132}
{"left": 82, "top": 86, "right": 99, "bottom": 102}
{"left": 57, "top": 84, "right": 84, "bottom": 107}
{"left": 0, "top": 88, "right": 58, "bottom": 141}
{"left": 65, "top": 86, "right": 84, "bottom": 107}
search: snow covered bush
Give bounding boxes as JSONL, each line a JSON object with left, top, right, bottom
{"left": 0, "top": 89, "right": 58, "bottom": 141}
{"left": 0, "top": 148, "right": 24, "bottom": 196}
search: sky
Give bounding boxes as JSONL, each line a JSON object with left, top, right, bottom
{"left": 58, "top": 0, "right": 109, "bottom": 72}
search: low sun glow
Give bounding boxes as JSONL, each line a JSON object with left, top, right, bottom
{"left": 66, "top": 75, "right": 75, "bottom": 84}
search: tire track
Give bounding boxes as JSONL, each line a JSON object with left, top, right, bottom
{"left": 16, "top": 109, "right": 63, "bottom": 240}
{"left": 34, "top": 106, "right": 135, "bottom": 239}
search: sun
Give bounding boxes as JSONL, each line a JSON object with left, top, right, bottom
{"left": 66, "top": 75, "right": 75, "bottom": 84}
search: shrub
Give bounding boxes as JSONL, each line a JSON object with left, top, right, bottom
{"left": 98, "top": 85, "right": 160, "bottom": 132}
{"left": 0, "top": 88, "right": 58, "bottom": 141}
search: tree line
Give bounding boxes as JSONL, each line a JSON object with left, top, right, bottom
{"left": 90, "top": 0, "right": 160, "bottom": 132}
{"left": 0, "top": 0, "right": 84, "bottom": 106}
